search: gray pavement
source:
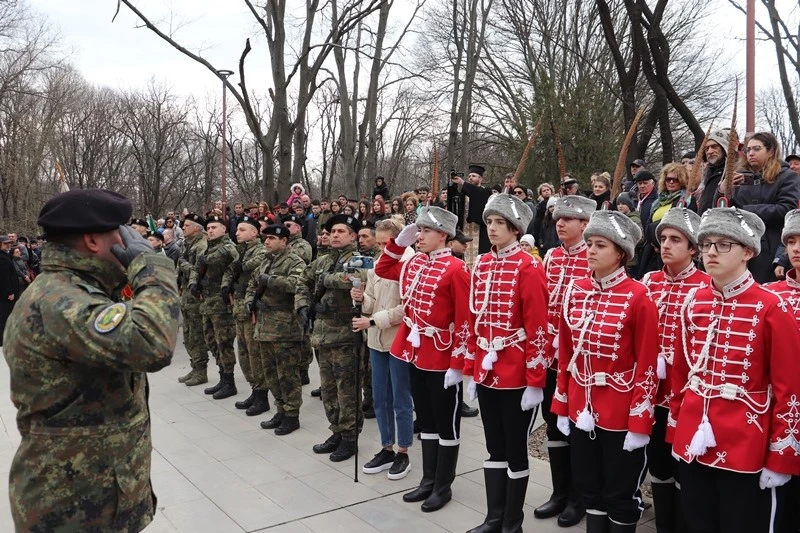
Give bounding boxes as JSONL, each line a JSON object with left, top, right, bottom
{"left": 0, "top": 332, "right": 655, "bottom": 532}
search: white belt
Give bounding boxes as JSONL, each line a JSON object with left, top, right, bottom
{"left": 403, "top": 316, "right": 454, "bottom": 348}
{"left": 477, "top": 329, "right": 526, "bottom": 352}
{"left": 688, "top": 375, "right": 771, "bottom": 412}
{"left": 571, "top": 368, "right": 635, "bottom": 392}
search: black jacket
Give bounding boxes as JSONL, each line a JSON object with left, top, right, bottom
{"left": 0, "top": 250, "right": 19, "bottom": 299}
{"left": 717, "top": 163, "right": 800, "bottom": 283}
{"left": 461, "top": 182, "right": 492, "bottom": 225}
{"left": 698, "top": 161, "right": 725, "bottom": 215}
{"left": 372, "top": 184, "right": 390, "bottom": 200}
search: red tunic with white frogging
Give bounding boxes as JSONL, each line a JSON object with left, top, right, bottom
{"left": 668, "top": 271, "right": 800, "bottom": 475}
{"left": 551, "top": 267, "right": 659, "bottom": 434}
{"left": 766, "top": 269, "right": 800, "bottom": 327}
{"left": 642, "top": 263, "right": 710, "bottom": 408}
{"left": 543, "top": 242, "right": 591, "bottom": 366}
{"left": 463, "top": 242, "right": 551, "bottom": 390}
{"left": 375, "top": 240, "right": 470, "bottom": 371}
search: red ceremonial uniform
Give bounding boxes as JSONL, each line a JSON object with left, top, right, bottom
{"left": 551, "top": 267, "right": 659, "bottom": 434}
{"left": 669, "top": 271, "right": 800, "bottom": 475}
{"left": 766, "top": 270, "right": 800, "bottom": 327}
{"left": 375, "top": 240, "right": 470, "bottom": 371}
{"left": 642, "top": 263, "right": 710, "bottom": 407}
{"left": 464, "top": 242, "right": 550, "bottom": 389}
{"left": 543, "top": 242, "right": 591, "bottom": 364}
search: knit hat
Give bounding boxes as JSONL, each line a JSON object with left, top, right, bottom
{"left": 656, "top": 208, "right": 702, "bottom": 248}
{"left": 583, "top": 210, "right": 643, "bottom": 261}
{"left": 416, "top": 206, "right": 458, "bottom": 238}
{"left": 615, "top": 192, "right": 636, "bottom": 211}
{"left": 546, "top": 196, "right": 558, "bottom": 209}
{"left": 706, "top": 130, "right": 730, "bottom": 156}
{"left": 782, "top": 209, "right": 800, "bottom": 245}
{"left": 482, "top": 193, "right": 533, "bottom": 235}
{"left": 553, "top": 196, "right": 597, "bottom": 221}
{"left": 520, "top": 234, "right": 535, "bottom": 248}
{"left": 697, "top": 207, "right": 764, "bottom": 255}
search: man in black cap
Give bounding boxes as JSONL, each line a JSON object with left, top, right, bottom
{"left": 146, "top": 230, "right": 165, "bottom": 254}
{"left": 130, "top": 218, "right": 149, "bottom": 236}
{"left": 283, "top": 214, "right": 312, "bottom": 265}
{"left": 787, "top": 154, "right": 800, "bottom": 174}
{"left": 680, "top": 151, "right": 696, "bottom": 172}
{"left": 561, "top": 175, "right": 581, "bottom": 196}
{"left": 3, "top": 188, "right": 179, "bottom": 533}
{"left": 446, "top": 229, "right": 473, "bottom": 260}
{"left": 451, "top": 164, "right": 492, "bottom": 254}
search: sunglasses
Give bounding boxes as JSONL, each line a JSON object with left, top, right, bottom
{"left": 664, "top": 177, "right": 680, "bottom": 184}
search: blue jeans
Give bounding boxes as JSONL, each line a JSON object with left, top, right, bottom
{"left": 369, "top": 348, "right": 414, "bottom": 448}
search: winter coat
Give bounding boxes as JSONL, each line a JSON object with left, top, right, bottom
{"left": 287, "top": 182, "right": 305, "bottom": 206}
{"left": 698, "top": 160, "right": 725, "bottom": 215}
{"left": 716, "top": 163, "right": 800, "bottom": 283}
{"left": 361, "top": 247, "right": 415, "bottom": 352}
{"left": 372, "top": 182, "right": 390, "bottom": 200}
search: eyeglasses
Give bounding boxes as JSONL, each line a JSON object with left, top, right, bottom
{"left": 699, "top": 241, "right": 743, "bottom": 253}
{"left": 745, "top": 146, "right": 764, "bottom": 154}
{"left": 664, "top": 177, "right": 680, "bottom": 183}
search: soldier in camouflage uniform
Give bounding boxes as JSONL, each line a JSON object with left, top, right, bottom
{"left": 283, "top": 213, "right": 315, "bottom": 386}
{"left": 296, "top": 214, "right": 368, "bottom": 462}
{"left": 222, "top": 215, "right": 269, "bottom": 415}
{"left": 188, "top": 214, "right": 240, "bottom": 399}
{"left": 3, "top": 189, "right": 180, "bottom": 533}
{"left": 309, "top": 226, "right": 331, "bottom": 398}
{"left": 358, "top": 222, "right": 380, "bottom": 418}
{"left": 177, "top": 213, "right": 210, "bottom": 386}
{"left": 247, "top": 224, "right": 306, "bottom": 435}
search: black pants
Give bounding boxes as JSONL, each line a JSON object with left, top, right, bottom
{"left": 410, "top": 365, "right": 462, "bottom": 442}
{"left": 679, "top": 460, "right": 784, "bottom": 533}
{"left": 536, "top": 367, "right": 569, "bottom": 443}
{"left": 648, "top": 406, "right": 678, "bottom": 482}
{"left": 0, "top": 298, "right": 14, "bottom": 347}
{"left": 477, "top": 386, "right": 535, "bottom": 473}
{"left": 571, "top": 425, "right": 648, "bottom": 525}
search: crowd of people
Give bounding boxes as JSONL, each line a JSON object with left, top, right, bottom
{"left": 3, "top": 128, "right": 800, "bottom": 533}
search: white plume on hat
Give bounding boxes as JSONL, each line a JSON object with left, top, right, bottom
{"left": 656, "top": 207, "right": 702, "bottom": 248}
{"left": 553, "top": 196, "right": 597, "bottom": 221}
{"left": 583, "top": 210, "right": 643, "bottom": 261}
{"left": 482, "top": 193, "right": 533, "bottom": 235}
{"left": 697, "top": 207, "right": 764, "bottom": 255}
{"left": 416, "top": 206, "right": 458, "bottom": 238}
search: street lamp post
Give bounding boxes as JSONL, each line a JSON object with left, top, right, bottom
{"left": 217, "top": 69, "right": 234, "bottom": 207}
{"left": 746, "top": 0, "right": 755, "bottom": 134}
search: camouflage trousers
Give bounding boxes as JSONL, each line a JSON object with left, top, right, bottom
{"left": 259, "top": 341, "right": 303, "bottom": 417}
{"left": 202, "top": 312, "right": 237, "bottom": 372}
{"left": 319, "top": 344, "right": 363, "bottom": 441}
{"left": 236, "top": 318, "right": 265, "bottom": 390}
{"left": 182, "top": 304, "right": 209, "bottom": 370}
{"left": 300, "top": 332, "right": 314, "bottom": 373}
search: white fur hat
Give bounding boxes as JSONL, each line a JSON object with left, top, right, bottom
{"left": 583, "top": 210, "right": 643, "bottom": 261}
{"left": 417, "top": 206, "right": 458, "bottom": 238}
{"left": 483, "top": 193, "right": 533, "bottom": 235}
{"left": 656, "top": 208, "right": 702, "bottom": 248}
{"left": 697, "top": 207, "right": 764, "bottom": 255}
{"left": 553, "top": 196, "right": 597, "bottom": 221}
{"left": 782, "top": 209, "right": 800, "bottom": 245}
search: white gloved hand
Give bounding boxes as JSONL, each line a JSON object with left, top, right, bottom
{"left": 557, "top": 415, "right": 571, "bottom": 436}
{"left": 520, "top": 386, "right": 544, "bottom": 411}
{"left": 396, "top": 224, "right": 420, "bottom": 247}
{"left": 467, "top": 377, "right": 478, "bottom": 401}
{"left": 622, "top": 431, "right": 650, "bottom": 451}
{"left": 443, "top": 368, "right": 463, "bottom": 389}
{"left": 759, "top": 468, "right": 791, "bottom": 490}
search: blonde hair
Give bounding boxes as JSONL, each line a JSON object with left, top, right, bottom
{"left": 658, "top": 163, "right": 688, "bottom": 193}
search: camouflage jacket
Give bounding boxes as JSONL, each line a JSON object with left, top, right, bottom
{"left": 289, "top": 234, "right": 313, "bottom": 264}
{"left": 179, "top": 233, "right": 207, "bottom": 308}
{"left": 223, "top": 239, "right": 267, "bottom": 321}
{"left": 191, "top": 234, "right": 238, "bottom": 315}
{"left": 295, "top": 243, "right": 368, "bottom": 348}
{"left": 246, "top": 248, "right": 306, "bottom": 342}
{"left": 2, "top": 243, "right": 180, "bottom": 533}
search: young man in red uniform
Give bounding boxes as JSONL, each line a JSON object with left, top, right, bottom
{"left": 463, "top": 193, "right": 549, "bottom": 533}
{"left": 552, "top": 210, "right": 659, "bottom": 533}
{"left": 375, "top": 206, "right": 470, "bottom": 513}
{"left": 669, "top": 207, "right": 800, "bottom": 533}
{"left": 535, "top": 195, "right": 596, "bottom": 527}
{"left": 641, "top": 207, "right": 709, "bottom": 532}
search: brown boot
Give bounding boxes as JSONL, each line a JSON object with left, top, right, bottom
{"left": 185, "top": 367, "right": 208, "bottom": 386}
{"left": 178, "top": 368, "right": 195, "bottom": 383}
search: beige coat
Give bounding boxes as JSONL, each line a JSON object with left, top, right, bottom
{"left": 361, "top": 247, "right": 415, "bottom": 352}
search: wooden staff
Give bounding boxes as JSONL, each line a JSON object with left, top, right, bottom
{"left": 55, "top": 162, "right": 69, "bottom": 193}
{"left": 723, "top": 80, "right": 740, "bottom": 201}
{"left": 611, "top": 107, "right": 645, "bottom": 200}
{"left": 512, "top": 117, "right": 543, "bottom": 183}
{"left": 431, "top": 141, "right": 439, "bottom": 202}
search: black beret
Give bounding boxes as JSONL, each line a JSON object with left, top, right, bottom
{"left": 281, "top": 214, "right": 303, "bottom": 225}
{"left": 468, "top": 164, "right": 485, "bottom": 176}
{"left": 238, "top": 215, "right": 261, "bottom": 230}
{"left": 262, "top": 224, "right": 290, "bottom": 238}
{"left": 130, "top": 218, "right": 149, "bottom": 228}
{"left": 205, "top": 215, "right": 226, "bottom": 229}
{"left": 146, "top": 230, "right": 164, "bottom": 241}
{"left": 360, "top": 219, "right": 375, "bottom": 229}
{"left": 184, "top": 212, "right": 206, "bottom": 226}
{"left": 38, "top": 188, "right": 132, "bottom": 235}
{"left": 325, "top": 214, "right": 360, "bottom": 234}
{"left": 633, "top": 170, "right": 656, "bottom": 183}
{"left": 277, "top": 202, "right": 289, "bottom": 208}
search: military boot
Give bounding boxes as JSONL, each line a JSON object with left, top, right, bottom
{"left": 245, "top": 390, "right": 270, "bottom": 416}
{"left": 313, "top": 433, "right": 342, "bottom": 454}
{"left": 184, "top": 367, "right": 208, "bottom": 387}
{"left": 329, "top": 438, "right": 356, "bottom": 462}
{"left": 235, "top": 388, "right": 256, "bottom": 410}
{"left": 403, "top": 436, "right": 438, "bottom": 502}
{"left": 501, "top": 472, "right": 529, "bottom": 533}
{"left": 212, "top": 373, "right": 237, "bottom": 399}
{"left": 204, "top": 368, "right": 224, "bottom": 395}
{"left": 261, "top": 412, "right": 284, "bottom": 430}
{"left": 274, "top": 415, "right": 300, "bottom": 436}
{"left": 421, "top": 443, "right": 459, "bottom": 512}
{"left": 467, "top": 464, "right": 507, "bottom": 533}
{"left": 178, "top": 367, "right": 195, "bottom": 383}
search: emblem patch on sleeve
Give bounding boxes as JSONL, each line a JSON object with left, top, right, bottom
{"left": 94, "top": 303, "right": 127, "bottom": 333}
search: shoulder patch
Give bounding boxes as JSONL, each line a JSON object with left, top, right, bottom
{"left": 94, "top": 302, "right": 127, "bottom": 334}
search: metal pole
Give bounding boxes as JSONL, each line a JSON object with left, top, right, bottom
{"left": 217, "top": 69, "right": 234, "bottom": 206}
{"left": 746, "top": 0, "right": 755, "bottom": 134}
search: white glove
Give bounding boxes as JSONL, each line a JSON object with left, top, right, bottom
{"left": 443, "top": 368, "right": 463, "bottom": 389}
{"left": 759, "top": 468, "right": 791, "bottom": 490}
{"left": 622, "top": 431, "right": 650, "bottom": 451}
{"left": 396, "top": 224, "right": 420, "bottom": 247}
{"left": 557, "top": 415, "right": 571, "bottom": 436}
{"left": 466, "top": 377, "right": 478, "bottom": 401}
{"left": 520, "top": 386, "right": 544, "bottom": 411}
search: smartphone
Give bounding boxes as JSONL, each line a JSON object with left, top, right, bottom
{"left": 736, "top": 169, "right": 755, "bottom": 186}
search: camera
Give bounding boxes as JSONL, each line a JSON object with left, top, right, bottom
{"left": 346, "top": 255, "right": 375, "bottom": 270}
